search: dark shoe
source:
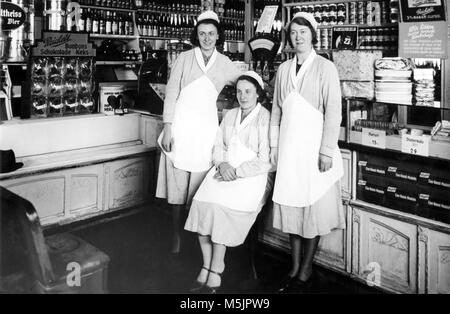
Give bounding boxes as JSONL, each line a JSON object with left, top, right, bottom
{"left": 189, "top": 266, "right": 209, "bottom": 293}
{"left": 286, "top": 272, "right": 316, "bottom": 294}
{"left": 276, "top": 274, "right": 296, "bottom": 293}
{"left": 203, "top": 269, "right": 222, "bottom": 294}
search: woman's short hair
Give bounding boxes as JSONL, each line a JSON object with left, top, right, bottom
{"left": 236, "top": 75, "right": 267, "bottom": 104}
{"left": 190, "top": 19, "right": 225, "bottom": 47}
{"left": 286, "top": 16, "right": 319, "bottom": 47}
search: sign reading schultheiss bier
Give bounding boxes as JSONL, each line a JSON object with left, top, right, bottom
{"left": 398, "top": 0, "right": 448, "bottom": 58}
{"left": 32, "top": 32, "right": 96, "bottom": 57}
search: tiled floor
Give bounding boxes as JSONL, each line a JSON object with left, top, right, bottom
{"left": 42, "top": 199, "right": 383, "bottom": 294}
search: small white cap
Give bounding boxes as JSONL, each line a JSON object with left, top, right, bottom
{"left": 287, "top": 12, "right": 318, "bottom": 31}
{"left": 242, "top": 71, "right": 264, "bottom": 90}
{"left": 198, "top": 10, "right": 220, "bottom": 23}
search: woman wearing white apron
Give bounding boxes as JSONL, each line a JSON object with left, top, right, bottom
{"left": 185, "top": 72, "right": 274, "bottom": 293}
{"left": 270, "top": 12, "right": 346, "bottom": 293}
{"left": 156, "top": 11, "right": 241, "bottom": 255}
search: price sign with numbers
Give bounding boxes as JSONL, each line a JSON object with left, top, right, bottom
{"left": 401, "top": 134, "right": 430, "bottom": 157}
{"left": 362, "top": 128, "right": 386, "bottom": 149}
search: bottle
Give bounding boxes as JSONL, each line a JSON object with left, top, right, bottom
{"left": 78, "top": 8, "right": 85, "bottom": 31}
{"left": 86, "top": 8, "right": 93, "bottom": 33}
{"left": 112, "top": 12, "right": 119, "bottom": 35}
{"left": 99, "top": 10, "right": 106, "bottom": 34}
{"left": 92, "top": 10, "right": 99, "bottom": 34}
{"left": 262, "top": 60, "right": 270, "bottom": 82}
{"left": 106, "top": 11, "right": 112, "bottom": 35}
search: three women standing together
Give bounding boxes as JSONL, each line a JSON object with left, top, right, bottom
{"left": 156, "top": 10, "right": 345, "bottom": 294}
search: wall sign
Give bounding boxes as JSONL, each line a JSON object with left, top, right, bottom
{"left": 256, "top": 6, "right": 279, "bottom": 34}
{"left": 399, "top": 21, "right": 448, "bottom": 58}
{"left": 332, "top": 26, "right": 358, "bottom": 49}
{"left": 32, "top": 31, "right": 96, "bottom": 57}
{"left": 399, "top": 0, "right": 446, "bottom": 22}
{"left": 0, "top": 1, "right": 26, "bottom": 31}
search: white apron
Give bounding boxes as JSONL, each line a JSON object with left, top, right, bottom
{"left": 272, "top": 51, "right": 344, "bottom": 208}
{"left": 158, "top": 48, "right": 219, "bottom": 172}
{"left": 193, "top": 104, "right": 268, "bottom": 213}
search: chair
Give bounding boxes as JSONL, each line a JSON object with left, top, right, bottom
{"left": 0, "top": 186, "right": 110, "bottom": 294}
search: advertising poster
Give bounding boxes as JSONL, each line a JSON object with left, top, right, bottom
{"left": 398, "top": 21, "right": 448, "bottom": 58}
{"left": 399, "top": 0, "right": 446, "bottom": 22}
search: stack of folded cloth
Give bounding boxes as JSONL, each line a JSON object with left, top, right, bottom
{"left": 375, "top": 58, "right": 413, "bottom": 105}
{"left": 431, "top": 120, "right": 450, "bottom": 139}
{"left": 413, "top": 68, "right": 436, "bottom": 107}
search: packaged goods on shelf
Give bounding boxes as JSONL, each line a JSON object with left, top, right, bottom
{"left": 332, "top": 50, "right": 382, "bottom": 81}
{"left": 413, "top": 68, "right": 436, "bottom": 107}
{"left": 341, "top": 80, "right": 375, "bottom": 99}
{"left": 375, "top": 57, "right": 412, "bottom": 105}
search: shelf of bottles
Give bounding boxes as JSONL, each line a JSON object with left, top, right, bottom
{"left": 76, "top": 6, "right": 136, "bottom": 37}
{"left": 222, "top": 0, "right": 245, "bottom": 42}
{"left": 282, "top": 0, "right": 398, "bottom": 52}
{"left": 136, "top": 12, "right": 196, "bottom": 41}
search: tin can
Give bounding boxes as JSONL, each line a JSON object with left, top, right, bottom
{"left": 329, "top": 4, "right": 337, "bottom": 25}
{"left": 320, "top": 27, "right": 328, "bottom": 50}
{"left": 337, "top": 3, "right": 346, "bottom": 24}
{"left": 357, "top": 2, "right": 365, "bottom": 24}
{"left": 380, "top": 0, "right": 388, "bottom": 24}
{"left": 349, "top": 2, "right": 357, "bottom": 24}
{"left": 373, "top": 2, "right": 381, "bottom": 25}
{"left": 321, "top": 4, "right": 329, "bottom": 25}
{"left": 315, "top": 28, "right": 321, "bottom": 50}
{"left": 307, "top": 5, "right": 314, "bottom": 14}
{"left": 366, "top": 1, "right": 373, "bottom": 25}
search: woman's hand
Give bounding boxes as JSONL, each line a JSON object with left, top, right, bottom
{"left": 318, "top": 153, "right": 333, "bottom": 172}
{"left": 161, "top": 124, "right": 174, "bottom": 152}
{"left": 270, "top": 147, "right": 278, "bottom": 167}
{"left": 218, "top": 162, "right": 237, "bottom": 181}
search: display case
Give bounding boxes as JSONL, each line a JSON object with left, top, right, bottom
{"left": 24, "top": 31, "right": 96, "bottom": 118}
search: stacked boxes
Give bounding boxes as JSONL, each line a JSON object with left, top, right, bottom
{"left": 332, "top": 50, "right": 382, "bottom": 99}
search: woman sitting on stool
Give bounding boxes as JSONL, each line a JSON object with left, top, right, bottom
{"left": 184, "top": 71, "right": 274, "bottom": 293}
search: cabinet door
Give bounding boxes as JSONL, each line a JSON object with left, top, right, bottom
{"left": 0, "top": 173, "right": 66, "bottom": 226}
{"left": 106, "top": 156, "right": 151, "bottom": 210}
{"left": 340, "top": 149, "right": 352, "bottom": 200}
{"left": 67, "top": 164, "right": 104, "bottom": 217}
{"left": 352, "top": 208, "right": 418, "bottom": 293}
{"left": 315, "top": 204, "right": 351, "bottom": 273}
{"left": 422, "top": 228, "right": 450, "bottom": 294}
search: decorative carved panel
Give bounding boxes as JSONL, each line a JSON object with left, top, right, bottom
{"left": 110, "top": 159, "right": 149, "bottom": 208}
{"left": 437, "top": 247, "right": 450, "bottom": 293}
{"left": 368, "top": 222, "right": 410, "bottom": 283}
{"left": 70, "top": 174, "right": 100, "bottom": 213}
{"left": 6, "top": 176, "right": 65, "bottom": 220}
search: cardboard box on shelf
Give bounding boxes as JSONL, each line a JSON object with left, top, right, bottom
{"left": 341, "top": 80, "right": 375, "bottom": 99}
{"left": 332, "top": 50, "right": 382, "bottom": 81}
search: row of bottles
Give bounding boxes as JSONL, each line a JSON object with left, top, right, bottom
{"left": 291, "top": 0, "right": 396, "bottom": 26}
{"left": 76, "top": 0, "right": 134, "bottom": 9}
{"left": 358, "top": 27, "right": 398, "bottom": 51}
{"left": 223, "top": 0, "right": 245, "bottom": 19}
{"left": 223, "top": 19, "right": 245, "bottom": 42}
{"left": 136, "top": 13, "right": 196, "bottom": 39}
{"left": 312, "top": 26, "right": 398, "bottom": 51}
{"left": 74, "top": 9, "right": 134, "bottom": 35}
{"left": 137, "top": 0, "right": 202, "bottom": 14}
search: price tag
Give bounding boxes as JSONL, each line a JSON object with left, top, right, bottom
{"left": 362, "top": 128, "right": 386, "bottom": 149}
{"left": 401, "top": 134, "right": 430, "bottom": 157}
